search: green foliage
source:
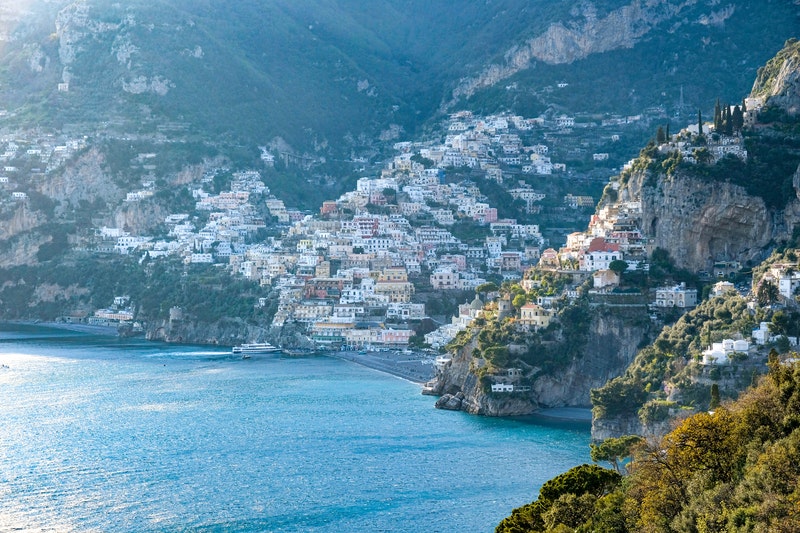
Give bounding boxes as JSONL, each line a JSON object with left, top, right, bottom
{"left": 592, "top": 293, "right": 756, "bottom": 419}
{"left": 638, "top": 399, "right": 677, "bottom": 425}
{"left": 709, "top": 383, "right": 721, "bottom": 409}
{"left": 512, "top": 293, "right": 527, "bottom": 309}
{"left": 504, "top": 359, "right": 800, "bottom": 532}
{"left": 590, "top": 435, "right": 643, "bottom": 474}
{"left": 607, "top": 260, "right": 628, "bottom": 276}
{"left": 496, "top": 464, "right": 622, "bottom": 533}
{"left": 0, "top": 256, "right": 273, "bottom": 326}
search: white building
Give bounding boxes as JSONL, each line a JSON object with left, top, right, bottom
{"left": 655, "top": 283, "right": 697, "bottom": 308}
{"left": 702, "top": 339, "right": 749, "bottom": 365}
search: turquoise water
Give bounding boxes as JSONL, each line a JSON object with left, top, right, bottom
{"left": 0, "top": 325, "right": 590, "bottom": 532}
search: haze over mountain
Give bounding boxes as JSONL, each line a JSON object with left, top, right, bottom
{"left": 0, "top": 0, "right": 796, "bottom": 158}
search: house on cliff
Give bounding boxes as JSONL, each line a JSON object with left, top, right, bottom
{"left": 519, "top": 302, "right": 552, "bottom": 329}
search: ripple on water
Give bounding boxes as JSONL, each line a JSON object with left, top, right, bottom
{"left": 0, "top": 329, "right": 590, "bottom": 532}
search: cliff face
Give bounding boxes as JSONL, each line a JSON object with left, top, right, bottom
{"left": 448, "top": 0, "right": 716, "bottom": 104}
{"left": 751, "top": 39, "right": 800, "bottom": 116}
{"left": 434, "top": 310, "right": 650, "bottom": 416}
{"left": 145, "top": 316, "right": 312, "bottom": 349}
{"left": 37, "top": 148, "right": 123, "bottom": 214}
{"left": 617, "top": 166, "right": 800, "bottom": 272}
{"left": 145, "top": 317, "right": 272, "bottom": 346}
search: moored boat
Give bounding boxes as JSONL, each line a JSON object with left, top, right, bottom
{"left": 232, "top": 342, "right": 281, "bottom": 357}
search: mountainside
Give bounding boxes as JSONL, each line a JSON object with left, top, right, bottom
{"left": 587, "top": 39, "right": 800, "bottom": 441}
{"left": 0, "top": 0, "right": 795, "bottom": 159}
{"left": 752, "top": 38, "right": 800, "bottom": 115}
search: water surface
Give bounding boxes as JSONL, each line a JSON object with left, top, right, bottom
{"left": 0, "top": 325, "right": 590, "bottom": 532}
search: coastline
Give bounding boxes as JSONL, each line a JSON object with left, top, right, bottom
{"left": 530, "top": 407, "right": 593, "bottom": 423}
{"left": 325, "top": 349, "right": 435, "bottom": 384}
{"left": 4, "top": 320, "right": 121, "bottom": 337}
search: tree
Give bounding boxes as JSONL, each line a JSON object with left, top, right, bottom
{"left": 714, "top": 99, "right": 722, "bottom": 132}
{"left": 590, "top": 435, "right": 644, "bottom": 474}
{"left": 770, "top": 310, "right": 790, "bottom": 335}
{"left": 656, "top": 126, "right": 666, "bottom": 144}
{"left": 693, "top": 147, "right": 713, "bottom": 165}
{"left": 725, "top": 104, "right": 734, "bottom": 136}
{"left": 709, "top": 383, "right": 720, "bottom": 410}
{"left": 512, "top": 293, "right": 527, "bottom": 309}
{"left": 732, "top": 105, "right": 744, "bottom": 132}
{"left": 756, "top": 280, "right": 779, "bottom": 306}
{"left": 382, "top": 187, "right": 397, "bottom": 204}
{"left": 476, "top": 281, "right": 498, "bottom": 296}
{"left": 697, "top": 109, "right": 704, "bottom": 137}
{"left": 608, "top": 259, "right": 628, "bottom": 276}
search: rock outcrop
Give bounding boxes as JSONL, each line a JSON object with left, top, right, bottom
{"left": 433, "top": 310, "right": 650, "bottom": 416}
{"left": 146, "top": 316, "right": 272, "bottom": 346}
{"left": 37, "top": 148, "right": 123, "bottom": 215}
{"left": 447, "top": 0, "right": 709, "bottom": 105}
{"left": 751, "top": 38, "right": 800, "bottom": 116}
{"left": 616, "top": 166, "right": 794, "bottom": 272}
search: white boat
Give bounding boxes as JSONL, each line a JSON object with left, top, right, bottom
{"left": 232, "top": 343, "right": 282, "bottom": 357}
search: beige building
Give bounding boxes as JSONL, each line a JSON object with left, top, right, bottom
{"left": 519, "top": 303, "right": 552, "bottom": 329}
{"left": 374, "top": 280, "right": 415, "bottom": 303}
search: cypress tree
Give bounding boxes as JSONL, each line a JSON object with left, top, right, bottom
{"left": 732, "top": 105, "right": 744, "bottom": 132}
{"left": 725, "top": 104, "right": 734, "bottom": 135}
{"left": 714, "top": 99, "right": 722, "bottom": 131}
{"left": 697, "top": 110, "right": 703, "bottom": 137}
{"left": 709, "top": 383, "right": 720, "bottom": 409}
{"left": 656, "top": 126, "right": 666, "bottom": 144}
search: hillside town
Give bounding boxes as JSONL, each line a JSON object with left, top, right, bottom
{"left": 0, "top": 97, "right": 783, "bottom": 356}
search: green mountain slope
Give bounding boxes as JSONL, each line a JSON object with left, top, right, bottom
{"left": 0, "top": 0, "right": 796, "bottom": 156}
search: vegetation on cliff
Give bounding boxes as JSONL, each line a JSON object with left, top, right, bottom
{"left": 0, "top": 256, "right": 276, "bottom": 328}
{"left": 751, "top": 38, "right": 800, "bottom": 102}
{"left": 619, "top": 115, "right": 800, "bottom": 211}
{"left": 498, "top": 357, "right": 800, "bottom": 532}
{"left": 591, "top": 291, "right": 763, "bottom": 425}
{"left": 592, "top": 244, "right": 800, "bottom": 434}
{"left": 445, "top": 275, "right": 593, "bottom": 385}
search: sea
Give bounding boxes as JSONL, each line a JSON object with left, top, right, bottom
{"left": 0, "top": 324, "right": 590, "bottom": 532}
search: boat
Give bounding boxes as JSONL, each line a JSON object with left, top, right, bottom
{"left": 232, "top": 343, "right": 282, "bottom": 357}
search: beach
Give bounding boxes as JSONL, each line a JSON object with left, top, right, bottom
{"left": 7, "top": 320, "right": 121, "bottom": 337}
{"left": 326, "top": 349, "right": 436, "bottom": 384}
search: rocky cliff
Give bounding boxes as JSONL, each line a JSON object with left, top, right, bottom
{"left": 752, "top": 38, "right": 800, "bottom": 116}
{"left": 434, "top": 308, "right": 650, "bottom": 416}
{"left": 145, "top": 316, "right": 271, "bottom": 346}
{"left": 448, "top": 0, "right": 726, "bottom": 104}
{"left": 145, "top": 316, "right": 313, "bottom": 349}
{"left": 38, "top": 148, "right": 123, "bottom": 215}
{"left": 614, "top": 163, "right": 800, "bottom": 272}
